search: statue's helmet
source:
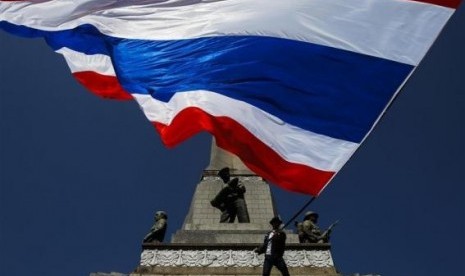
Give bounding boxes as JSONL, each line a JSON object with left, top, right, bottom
{"left": 304, "top": 211, "right": 319, "bottom": 220}
{"left": 218, "top": 167, "right": 230, "bottom": 178}
{"left": 155, "top": 211, "right": 168, "bottom": 219}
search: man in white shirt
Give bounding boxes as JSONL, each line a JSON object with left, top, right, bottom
{"left": 254, "top": 216, "right": 290, "bottom": 276}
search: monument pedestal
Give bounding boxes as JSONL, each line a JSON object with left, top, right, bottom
{"left": 131, "top": 142, "right": 340, "bottom": 275}
{"left": 133, "top": 243, "right": 338, "bottom": 275}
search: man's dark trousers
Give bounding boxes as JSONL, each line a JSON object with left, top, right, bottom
{"left": 262, "top": 255, "right": 290, "bottom": 276}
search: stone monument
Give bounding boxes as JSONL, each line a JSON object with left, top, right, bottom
{"left": 131, "top": 139, "right": 340, "bottom": 276}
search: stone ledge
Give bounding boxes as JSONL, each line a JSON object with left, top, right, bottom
{"left": 132, "top": 266, "right": 340, "bottom": 275}
{"left": 170, "top": 229, "right": 300, "bottom": 244}
{"left": 202, "top": 170, "right": 258, "bottom": 177}
{"left": 142, "top": 243, "right": 331, "bottom": 251}
{"left": 90, "top": 273, "right": 128, "bottom": 276}
{"left": 182, "top": 222, "right": 272, "bottom": 231}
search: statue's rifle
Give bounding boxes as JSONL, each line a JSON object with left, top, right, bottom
{"left": 320, "top": 219, "right": 340, "bottom": 238}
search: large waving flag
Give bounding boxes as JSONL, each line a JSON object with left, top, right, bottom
{"left": 0, "top": 0, "right": 461, "bottom": 195}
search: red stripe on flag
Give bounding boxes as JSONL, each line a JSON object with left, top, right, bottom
{"left": 153, "top": 107, "right": 335, "bottom": 195}
{"left": 72, "top": 71, "right": 133, "bottom": 100}
{"left": 410, "top": 0, "right": 461, "bottom": 8}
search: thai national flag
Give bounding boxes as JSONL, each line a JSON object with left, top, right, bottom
{"left": 0, "top": 0, "right": 461, "bottom": 195}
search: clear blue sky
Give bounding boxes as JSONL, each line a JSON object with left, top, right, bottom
{"left": 0, "top": 5, "right": 464, "bottom": 276}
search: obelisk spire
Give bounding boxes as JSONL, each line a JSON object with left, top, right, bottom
{"left": 205, "top": 138, "right": 254, "bottom": 175}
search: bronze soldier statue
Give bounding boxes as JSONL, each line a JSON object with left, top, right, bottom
{"left": 294, "top": 221, "right": 305, "bottom": 243}
{"left": 210, "top": 167, "right": 250, "bottom": 223}
{"left": 143, "top": 211, "right": 168, "bottom": 243}
{"left": 300, "top": 211, "right": 337, "bottom": 243}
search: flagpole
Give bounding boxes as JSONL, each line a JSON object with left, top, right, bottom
{"left": 282, "top": 196, "right": 317, "bottom": 229}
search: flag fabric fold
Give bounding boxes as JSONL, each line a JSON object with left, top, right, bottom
{"left": 0, "top": 0, "right": 461, "bottom": 195}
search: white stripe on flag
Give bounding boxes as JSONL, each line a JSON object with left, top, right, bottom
{"left": 0, "top": 0, "right": 454, "bottom": 65}
{"left": 56, "top": 47, "right": 115, "bottom": 75}
{"left": 132, "top": 92, "right": 359, "bottom": 172}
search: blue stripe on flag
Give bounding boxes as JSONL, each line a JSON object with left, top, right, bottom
{"left": 114, "top": 36, "right": 413, "bottom": 143}
{"left": 0, "top": 22, "right": 109, "bottom": 55}
{"left": 0, "top": 21, "right": 413, "bottom": 143}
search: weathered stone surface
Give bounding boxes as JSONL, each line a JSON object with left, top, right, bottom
{"left": 131, "top": 266, "right": 339, "bottom": 275}
{"left": 90, "top": 272, "right": 128, "bottom": 276}
{"left": 170, "top": 229, "right": 298, "bottom": 244}
{"left": 176, "top": 175, "right": 276, "bottom": 232}
{"left": 171, "top": 173, "right": 285, "bottom": 245}
{"left": 133, "top": 244, "right": 340, "bottom": 275}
